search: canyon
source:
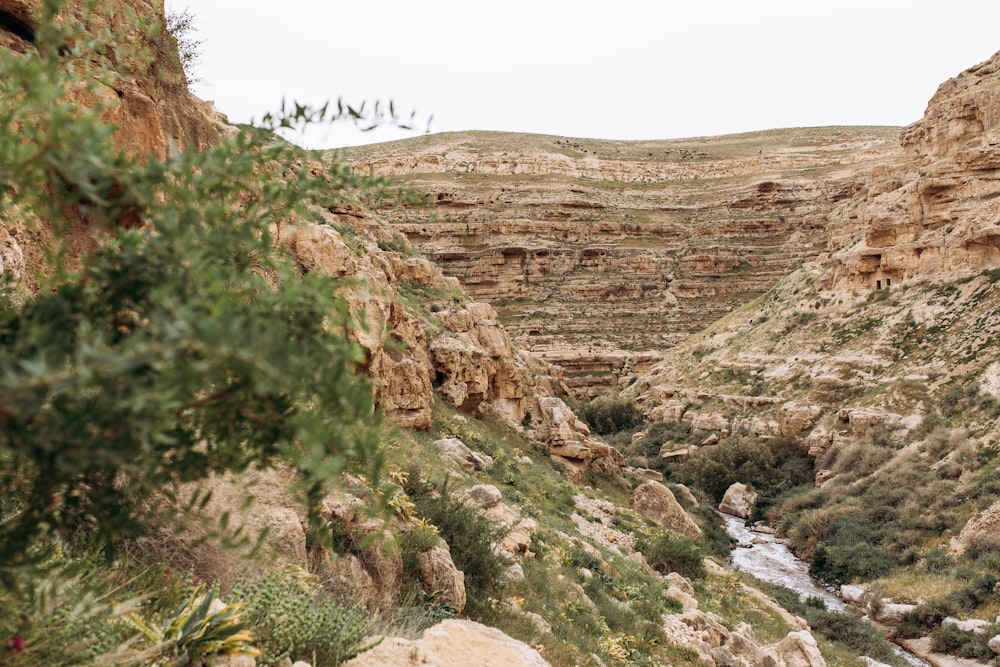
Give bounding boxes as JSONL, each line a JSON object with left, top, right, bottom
{"left": 344, "top": 126, "right": 902, "bottom": 396}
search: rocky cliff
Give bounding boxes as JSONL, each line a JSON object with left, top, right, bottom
{"left": 827, "top": 52, "right": 1000, "bottom": 292}
{"left": 344, "top": 128, "right": 902, "bottom": 396}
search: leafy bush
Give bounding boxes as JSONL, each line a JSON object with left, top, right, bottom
{"left": 405, "top": 476, "right": 510, "bottom": 607}
{"left": 629, "top": 420, "right": 694, "bottom": 458}
{"left": 0, "top": 3, "right": 385, "bottom": 577}
{"left": 232, "top": 569, "right": 375, "bottom": 666}
{"left": 637, "top": 530, "right": 705, "bottom": 580}
{"left": 573, "top": 394, "right": 643, "bottom": 435}
{"left": 930, "top": 624, "right": 998, "bottom": 661}
{"left": 673, "top": 435, "right": 813, "bottom": 503}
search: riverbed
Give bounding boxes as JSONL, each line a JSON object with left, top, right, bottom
{"left": 723, "top": 513, "right": 930, "bottom": 667}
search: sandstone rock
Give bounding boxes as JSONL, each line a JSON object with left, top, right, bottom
{"left": 340, "top": 619, "right": 550, "bottom": 667}
{"left": 875, "top": 601, "right": 918, "bottom": 624}
{"left": 538, "top": 396, "right": 625, "bottom": 482}
{"left": 840, "top": 584, "right": 869, "bottom": 605}
{"left": 942, "top": 617, "right": 991, "bottom": 634}
{"left": 765, "top": 630, "right": 826, "bottom": 667}
{"left": 630, "top": 480, "right": 701, "bottom": 540}
{"left": 720, "top": 482, "right": 757, "bottom": 519}
{"left": 953, "top": 499, "right": 1000, "bottom": 555}
{"left": 666, "top": 572, "right": 695, "bottom": 595}
{"left": 778, "top": 402, "right": 822, "bottom": 437}
{"left": 672, "top": 484, "right": 700, "bottom": 508}
{"left": 433, "top": 437, "right": 494, "bottom": 473}
{"left": 858, "top": 658, "right": 892, "bottom": 667}
{"left": 417, "top": 545, "right": 466, "bottom": 614}
{"left": 465, "top": 484, "right": 503, "bottom": 508}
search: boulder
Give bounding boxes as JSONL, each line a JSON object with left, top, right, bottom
{"left": 340, "top": 619, "right": 550, "bottom": 667}
{"left": 433, "top": 437, "right": 494, "bottom": 473}
{"left": 465, "top": 484, "right": 503, "bottom": 508}
{"left": 765, "top": 630, "right": 827, "bottom": 667}
{"left": 840, "top": 584, "right": 869, "bottom": 605}
{"left": 417, "top": 545, "right": 466, "bottom": 614}
{"left": 988, "top": 634, "right": 1000, "bottom": 654}
{"left": 942, "top": 617, "right": 991, "bottom": 634}
{"left": 874, "top": 601, "right": 918, "bottom": 625}
{"left": 630, "top": 480, "right": 701, "bottom": 539}
{"left": 720, "top": 482, "right": 757, "bottom": 519}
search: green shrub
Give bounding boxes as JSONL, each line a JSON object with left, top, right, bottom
{"left": 0, "top": 3, "right": 386, "bottom": 577}
{"left": 673, "top": 435, "right": 813, "bottom": 503}
{"left": 232, "top": 569, "right": 375, "bottom": 666}
{"left": 930, "top": 624, "right": 997, "bottom": 661}
{"left": 405, "top": 477, "right": 510, "bottom": 607}
{"left": 637, "top": 530, "right": 705, "bottom": 580}
{"left": 573, "top": 394, "right": 644, "bottom": 435}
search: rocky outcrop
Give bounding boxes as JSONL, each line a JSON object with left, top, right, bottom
{"left": 0, "top": 0, "right": 220, "bottom": 158}
{"left": 340, "top": 619, "right": 550, "bottom": 667}
{"left": 827, "top": 50, "right": 1000, "bottom": 293}
{"left": 952, "top": 499, "right": 1000, "bottom": 555}
{"left": 629, "top": 480, "right": 702, "bottom": 540}
{"left": 537, "top": 396, "right": 625, "bottom": 482}
{"left": 345, "top": 128, "right": 901, "bottom": 395}
{"left": 417, "top": 545, "right": 466, "bottom": 614}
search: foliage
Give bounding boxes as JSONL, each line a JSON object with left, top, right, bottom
{"left": 0, "top": 3, "right": 386, "bottom": 579}
{"left": 572, "top": 393, "right": 643, "bottom": 435}
{"left": 672, "top": 434, "right": 813, "bottom": 504}
{"left": 755, "top": 581, "right": 905, "bottom": 665}
{"left": 231, "top": 568, "right": 375, "bottom": 666}
{"left": 0, "top": 556, "right": 136, "bottom": 666}
{"left": 628, "top": 420, "right": 695, "bottom": 459}
{"left": 127, "top": 583, "right": 260, "bottom": 664}
{"left": 404, "top": 475, "right": 510, "bottom": 608}
{"left": 164, "top": 6, "right": 203, "bottom": 84}
{"left": 637, "top": 529, "right": 705, "bottom": 580}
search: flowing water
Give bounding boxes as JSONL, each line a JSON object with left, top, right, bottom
{"left": 723, "top": 514, "right": 930, "bottom": 667}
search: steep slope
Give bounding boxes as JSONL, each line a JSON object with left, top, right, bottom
{"left": 344, "top": 128, "right": 902, "bottom": 396}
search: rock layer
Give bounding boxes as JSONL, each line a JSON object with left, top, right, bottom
{"left": 345, "top": 128, "right": 901, "bottom": 395}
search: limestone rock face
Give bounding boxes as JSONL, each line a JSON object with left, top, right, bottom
{"left": 953, "top": 499, "right": 1000, "bottom": 554}
{"left": 340, "top": 619, "right": 550, "bottom": 667}
{"left": 662, "top": 611, "right": 769, "bottom": 667}
{"left": 0, "top": 0, "right": 220, "bottom": 158}
{"left": 345, "top": 129, "right": 901, "bottom": 396}
{"left": 720, "top": 483, "right": 758, "bottom": 520}
{"left": 538, "top": 396, "right": 625, "bottom": 482}
{"left": 630, "top": 480, "right": 701, "bottom": 540}
{"left": 827, "top": 50, "right": 1000, "bottom": 293}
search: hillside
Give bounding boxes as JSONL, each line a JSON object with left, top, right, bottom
{"left": 3, "top": 2, "right": 1000, "bottom": 667}
{"left": 343, "top": 127, "right": 902, "bottom": 396}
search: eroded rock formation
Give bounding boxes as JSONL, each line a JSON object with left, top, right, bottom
{"left": 345, "top": 129, "right": 901, "bottom": 395}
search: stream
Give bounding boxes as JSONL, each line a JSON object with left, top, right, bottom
{"left": 723, "top": 514, "right": 930, "bottom": 667}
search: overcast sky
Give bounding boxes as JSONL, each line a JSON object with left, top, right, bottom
{"left": 175, "top": 1, "right": 1000, "bottom": 149}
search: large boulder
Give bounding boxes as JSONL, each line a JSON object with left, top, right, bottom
{"left": 765, "top": 630, "right": 827, "bottom": 667}
{"left": 630, "top": 480, "right": 701, "bottom": 540}
{"left": 720, "top": 482, "right": 757, "bottom": 519}
{"left": 340, "top": 619, "right": 550, "bottom": 667}
{"left": 433, "top": 437, "right": 494, "bottom": 473}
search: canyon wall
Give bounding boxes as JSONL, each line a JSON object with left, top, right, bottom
{"left": 345, "top": 128, "right": 901, "bottom": 396}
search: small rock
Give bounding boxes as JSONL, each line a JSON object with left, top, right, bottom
{"left": 987, "top": 634, "right": 1000, "bottom": 654}
{"left": 840, "top": 584, "right": 868, "bottom": 605}
{"left": 858, "top": 657, "right": 892, "bottom": 667}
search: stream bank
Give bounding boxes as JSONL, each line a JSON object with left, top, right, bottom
{"left": 723, "top": 514, "right": 930, "bottom": 667}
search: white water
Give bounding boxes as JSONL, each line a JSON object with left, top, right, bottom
{"left": 723, "top": 513, "right": 930, "bottom": 667}
{"left": 723, "top": 513, "right": 846, "bottom": 611}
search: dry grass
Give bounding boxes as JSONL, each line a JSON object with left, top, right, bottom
{"left": 870, "top": 573, "right": 959, "bottom": 605}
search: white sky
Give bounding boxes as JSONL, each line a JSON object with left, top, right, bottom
{"left": 176, "top": 1, "right": 1000, "bottom": 149}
